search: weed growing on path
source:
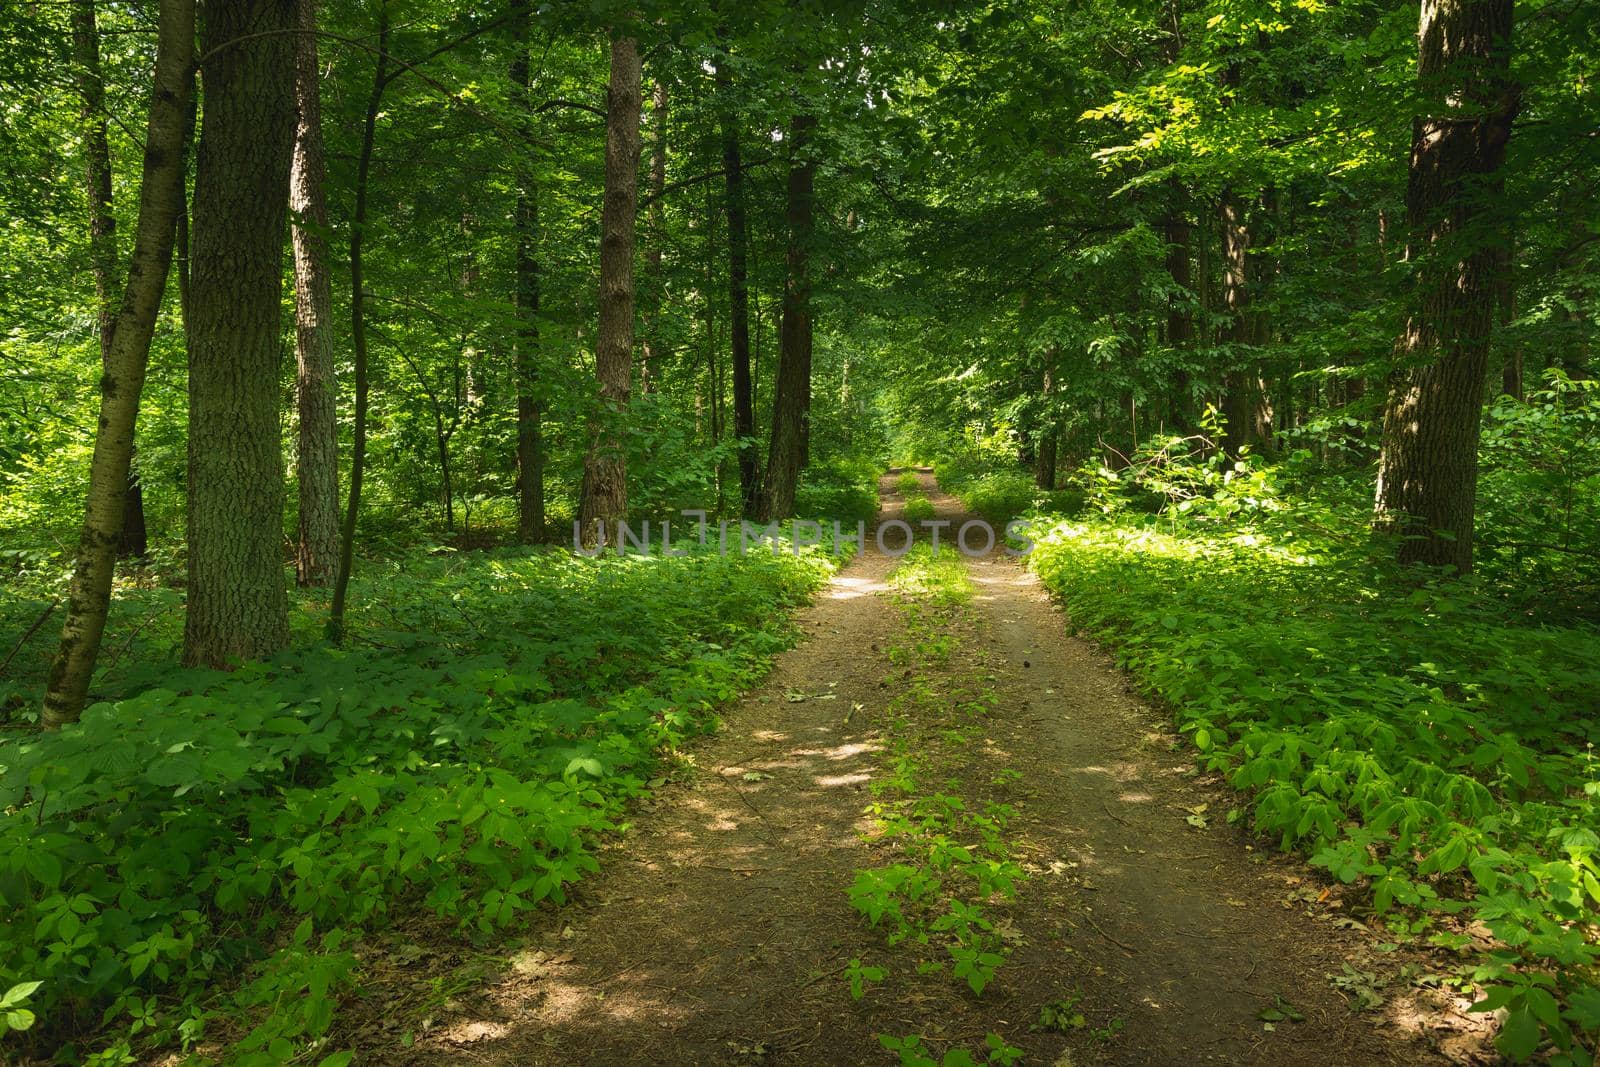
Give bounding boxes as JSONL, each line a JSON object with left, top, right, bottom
{"left": 847, "top": 544, "right": 1027, "bottom": 1065}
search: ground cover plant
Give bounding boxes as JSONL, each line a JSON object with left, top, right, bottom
{"left": 3, "top": 0, "right": 1598, "bottom": 1059}
{"left": 0, "top": 542, "right": 837, "bottom": 1063}
{"left": 1014, "top": 443, "right": 1600, "bottom": 1064}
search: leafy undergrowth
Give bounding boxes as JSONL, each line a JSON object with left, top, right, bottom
{"left": 0, "top": 540, "right": 838, "bottom": 1065}
{"left": 932, "top": 447, "right": 1084, "bottom": 527}
{"left": 1026, "top": 508, "right": 1600, "bottom": 1064}
{"left": 850, "top": 544, "right": 1025, "bottom": 1066}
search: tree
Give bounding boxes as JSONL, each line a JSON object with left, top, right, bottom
{"left": 512, "top": 0, "right": 544, "bottom": 544}
{"left": 70, "top": 0, "right": 149, "bottom": 557}
{"left": 762, "top": 110, "right": 815, "bottom": 521}
{"left": 1374, "top": 0, "right": 1518, "bottom": 574}
{"left": 42, "top": 0, "right": 195, "bottom": 727}
{"left": 577, "top": 31, "right": 642, "bottom": 542}
{"left": 718, "top": 59, "right": 760, "bottom": 517}
{"left": 328, "top": 2, "right": 387, "bottom": 642}
{"left": 290, "top": 0, "right": 339, "bottom": 585}
{"left": 183, "top": 0, "right": 298, "bottom": 667}
{"left": 640, "top": 76, "right": 667, "bottom": 395}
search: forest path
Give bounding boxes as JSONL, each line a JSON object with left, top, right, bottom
{"left": 381, "top": 472, "right": 1473, "bottom": 1066}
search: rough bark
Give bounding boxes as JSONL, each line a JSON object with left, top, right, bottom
{"left": 71, "top": 0, "right": 150, "bottom": 558}
{"left": 1374, "top": 0, "right": 1517, "bottom": 574}
{"left": 718, "top": 63, "right": 760, "bottom": 518}
{"left": 512, "top": 0, "right": 544, "bottom": 543}
{"left": 183, "top": 0, "right": 298, "bottom": 668}
{"left": 639, "top": 77, "right": 667, "bottom": 395}
{"left": 290, "top": 0, "right": 339, "bottom": 585}
{"left": 328, "top": 5, "right": 387, "bottom": 641}
{"left": 1217, "top": 189, "right": 1272, "bottom": 457}
{"left": 578, "top": 33, "right": 642, "bottom": 542}
{"left": 762, "top": 111, "right": 816, "bottom": 521}
{"left": 43, "top": 0, "right": 194, "bottom": 727}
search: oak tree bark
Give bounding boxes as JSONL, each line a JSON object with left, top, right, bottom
{"left": 183, "top": 0, "right": 298, "bottom": 667}
{"left": 289, "top": 0, "right": 339, "bottom": 585}
{"left": 1374, "top": 0, "right": 1517, "bottom": 573}
{"left": 43, "top": 0, "right": 194, "bottom": 726}
{"left": 639, "top": 77, "right": 667, "bottom": 395}
{"left": 578, "top": 33, "right": 642, "bottom": 542}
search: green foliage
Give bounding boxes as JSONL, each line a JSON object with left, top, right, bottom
{"left": 0, "top": 544, "right": 833, "bottom": 1062}
{"left": 844, "top": 957, "right": 886, "bottom": 1001}
{"left": 1027, "top": 471, "right": 1600, "bottom": 1062}
{"left": 878, "top": 1031, "right": 1022, "bottom": 1067}
{"left": 796, "top": 457, "right": 884, "bottom": 530}
{"left": 849, "top": 545, "right": 1025, "bottom": 1006}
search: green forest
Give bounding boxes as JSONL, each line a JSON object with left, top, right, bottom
{"left": 1, "top": 0, "right": 1597, "bottom": 1062}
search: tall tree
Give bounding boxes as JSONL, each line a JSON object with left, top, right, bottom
{"left": 640, "top": 76, "right": 667, "bottom": 394}
{"left": 512, "top": 0, "right": 544, "bottom": 544}
{"left": 183, "top": 0, "right": 297, "bottom": 667}
{"left": 328, "top": 2, "right": 387, "bottom": 641}
{"left": 70, "top": 0, "right": 149, "bottom": 557}
{"left": 43, "top": 0, "right": 195, "bottom": 727}
{"left": 1217, "top": 189, "right": 1273, "bottom": 458}
{"left": 718, "top": 61, "right": 759, "bottom": 517}
{"left": 762, "top": 110, "right": 816, "bottom": 521}
{"left": 289, "top": 0, "right": 339, "bottom": 585}
{"left": 1373, "top": 0, "right": 1517, "bottom": 573}
{"left": 578, "top": 31, "right": 642, "bottom": 541}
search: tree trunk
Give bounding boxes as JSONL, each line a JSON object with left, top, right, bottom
{"left": 1217, "top": 189, "right": 1272, "bottom": 457}
{"left": 512, "top": 0, "right": 544, "bottom": 544}
{"left": 1035, "top": 361, "right": 1058, "bottom": 488}
{"left": 639, "top": 77, "right": 667, "bottom": 395}
{"left": 183, "top": 0, "right": 297, "bottom": 668}
{"left": 1165, "top": 191, "right": 1196, "bottom": 432}
{"left": 578, "top": 33, "right": 641, "bottom": 542}
{"left": 762, "top": 111, "right": 816, "bottom": 521}
{"left": 289, "top": 0, "right": 339, "bottom": 586}
{"left": 719, "top": 63, "right": 760, "bottom": 518}
{"left": 71, "top": 0, "right": 150, "bottom": 558}
{"left": 328, "top": 5, "right": 387, "bottom": 641}
{"left": 43, "top": 0, "right": 194, "bottom": 727}
{"left": 1374, "top": 0, "right": 1517, "bottom": 574}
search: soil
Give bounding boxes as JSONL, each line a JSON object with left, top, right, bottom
{"left": 350, "top": 471, "right": 1493, "bottom": 1066}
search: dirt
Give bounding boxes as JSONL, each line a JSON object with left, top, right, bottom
{"left": 355, "top": 471, "right": 1492, "bottom": 1066}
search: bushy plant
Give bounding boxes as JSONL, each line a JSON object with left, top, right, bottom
{"left": 0, "top": 543, "right": 834, "bottom": 1063}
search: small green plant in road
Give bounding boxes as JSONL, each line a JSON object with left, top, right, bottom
{"left": 846, "top": 958, "right": 888, "bottom": 1001}
{"left": 902, "top": 494, "right": 936, "bottom": 523}
{"left": 879, "top": 1031, "right": 1023, "bottom": 1067}
{"left": 849, "top": 541, "right": 1028, "bottom": 1019}
{"left": 1034, "top": 994, "right": 1087, "bottom": 1033}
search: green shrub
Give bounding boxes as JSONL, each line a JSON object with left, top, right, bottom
{"left": 0, "top": 544, "right": 834, "bottom": 1063}
{"left": 796, "top": 457, "right": 882, "bottom": 528}
{"left": 1028, "top": 514, "right": 1600, "bottom": 1062}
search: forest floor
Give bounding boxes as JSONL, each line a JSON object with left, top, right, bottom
{"left": 343, "top": 471, "right": 1493, "bottom": 1066}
